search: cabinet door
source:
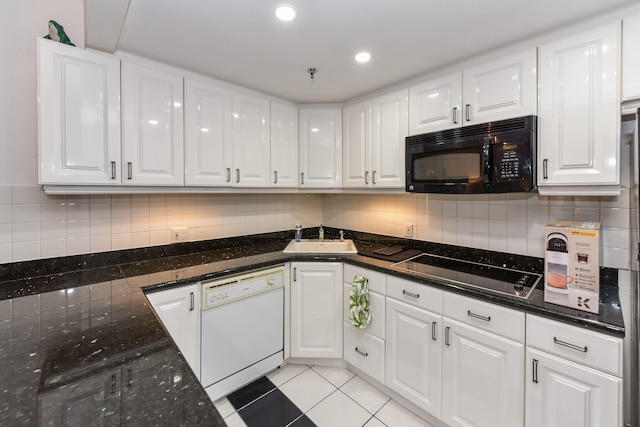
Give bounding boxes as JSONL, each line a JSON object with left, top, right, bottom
{"left": 371, "top": 89, "right": 408, "bottom": 188}
{"left": 146, "top": 283, "right": 200, "bottom": 378}
{"left": 122, "top": 62, "right": 184, "bottom": 185}
{"left": 409, "top": 72, "right": 462, "bottom": 135}
{"left": 232, "top": 92, "right": 271, "bottom": 187}
{"left": 39, "top": 368, "right": 122, "bottom": 426}
{"left": 299, "top": 108, "right": 343, "bottom": 188}
{"left": 462, "top": 48, "right": 537, "bottom": 125}
{"left": 184, "top": 78, "right": 233, "bottom": 186}
{"left": 623, "top": 13, "right": 640, "bottom": 101}
{"left": 290, "top": 262, "right": 343, "bottom": 358}
{"left": 442, "top": 318, "right": 524, "bottom": 427}
{"left": 343, "top": 101, "right": 371, "bottom": 188}
{"left": 525, "top": 348, "right": 622, "bottom": 427}
{"left": 37, "top": 38, "right": 121, "bottom": 185}
{"left": 385, "top": 297, "right": 442, "bottom": 418}
{"left": 538, "top": 22, "right": 620, "bottom": 193}
{"left": 270, "top": 101, "right": 299, "bottom": 188}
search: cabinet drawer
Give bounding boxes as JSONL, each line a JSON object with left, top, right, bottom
{"left": 386, "top": 276, "right": 442, "bottom": 314}
{"left": 344, "top": 264, "right": 386, "bottom": 294}
{"left": 343, "top": 284, "right": 385, "bottom": 339}
{"left": 526, "top": 314, "right": 623, "bottom": 376}
{"left": 443, "top": 292, "right": 524, "bottom": 343}
{"left": 343, "top": 323, "right": 385, "bottom": 384}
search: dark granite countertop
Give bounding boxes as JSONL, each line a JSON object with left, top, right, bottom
{"left": 0, "top": 228, "right": 625, "bottom": 425}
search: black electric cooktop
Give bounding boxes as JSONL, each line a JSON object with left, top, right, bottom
{"left": 391, "top": 253, "right": 542, "bottom": 299}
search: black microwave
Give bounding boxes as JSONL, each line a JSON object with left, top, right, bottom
{"left": 405, "top": 115, "right": 536, "bottom": 194}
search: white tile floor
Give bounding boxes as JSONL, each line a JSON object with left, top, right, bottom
{"left": 214, "top": 364, "right": 435, "bottom": 427}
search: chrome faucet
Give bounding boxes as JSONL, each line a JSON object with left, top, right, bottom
{"left": 339, "top": 230, "right": 344, "bottom": 242}
{"left": 319, "top": 225, "right": 324, "bottom": 241}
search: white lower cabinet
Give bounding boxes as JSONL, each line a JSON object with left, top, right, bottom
{"left": 146, "top": 283, "right": 200, "bottom": 378}
{"left": 525, "top": 314, "right": 623, "bottom": 427}
{"left": 441, "top": 318, "right": 524, "bottom": 427}
{"left": 290, "top": 262, "right": 343, "bottom": 358}
{"left": 385, "top": 297, "right": 443, "bottom": 417}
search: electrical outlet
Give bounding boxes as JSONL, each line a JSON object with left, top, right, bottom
{"left": 404, "top": 223, "right": 413, "bottom": 238}
{"left": 171, "top": 227, "right": 189, "bottom": 243}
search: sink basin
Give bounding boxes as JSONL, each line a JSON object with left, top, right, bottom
{"left": 283, "top": 239, "right": 358, "bottom": 254}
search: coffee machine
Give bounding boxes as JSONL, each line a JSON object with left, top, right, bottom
{"left": 545, "top": 232, "right": 569, "bottom": 294}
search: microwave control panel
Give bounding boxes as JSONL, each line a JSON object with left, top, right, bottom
{"left": 495, "top": 142, "right": 524, "bottom": 181}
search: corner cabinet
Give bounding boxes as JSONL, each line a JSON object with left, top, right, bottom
{"left": 37, "top": 38, "right": 122, "bottom": 185}
{"left": 270, "top": 101, "right": 299, "bottom": 188}
{"left": 343, "top": 90, "right": 407, "bottom": 189}
{"left": 146, "top": 283, "right": 201, "bottom": 378}
{"left": 537, "top": 21, "right": 621, "bottom": 195}
{"left": 299, "top": 108, "right": 342, "bottom": 188}
{"left": 184, "top": 78, "right": 233, "bottom": 186}
{"left": 409, "top": 48, "right": 537, "bottom": 135}
{"left": 121, "top": 62, "right": 184, "bottom": 186}
{"left": 290, "top": 262, "right": 343, "bottom": 358}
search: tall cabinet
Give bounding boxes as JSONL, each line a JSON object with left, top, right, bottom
{"left": 537, "top": 21, "right": 621, "bottom": 195}
{"left": 37, "top": 38, "right": 121, "bottom": 185}
{"left": 232, "top": 92, "right": 271, "bottom": 187}
{"left": 299, "top": 108, "right": 342, "bottom": 188}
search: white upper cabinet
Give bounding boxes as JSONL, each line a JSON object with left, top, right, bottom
{"left": 38, "top": 38, "right": 121, "bottom": 185}
{"left": 409, "top": 48, "right": 536, "bottom": 135}
{"left": 121, "top": 62, "right": 184, "bottom": 186}
{"left": 623, "top": 12, "right": 640, "bottom": 101}
{"left": 299, "top": 108, "right": 342, "bottom": 188}
{"left": 537, "top": 21, "right": 621, "bottom": 195}
{"left": 184, "top": 78, "right": 233, "bottom": 186}
{"left": 343, "top": 90, "right": 407, "bottom": 189}
{"left": 270, "top": 101, "right": 299, "bottom": 188}
{"left": 232, "top": 92, "right": 271, "bottom": 187}
{"left": 409, "top": 72, "right": 462, "bottom": 135}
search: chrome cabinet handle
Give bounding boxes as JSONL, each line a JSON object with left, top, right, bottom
{"left": 402, "top": 290, "right": 419, "bottom": 299}
{"left": 372, "top": 171, "right": 377, "bottom": 185}
{"left": 543, "top": 159, "right": 549, "bottom": 179}
{"left": 365, "top": 171, "right": 369, "bottom": 185}
{"left": 226, "top": 168, "right": 231, "bottom": 183}
{"left": 293, "top": 267, "right": 297, "bottom": 282}
{"left": 532, "top": 359, "right": 539, "bottom": 383}
{"left": 236, "top": 169, "right": 240, "bottom": 183}
{"left": 355, "top": 347, "right": 368, "bottom": 357}
{"left": 445, "top": 326, "right": 450, "bottom": 346}
{"left": 452, "top": 106, "right": 458, "bottom": 124}
{"left": 467, "top": 310, "right": 491, "bottom": 322}
{"left": 554, "top": 337, "right": 588, "bottom": 353}
{"left": 465, "top": 104, "right": 471, "bottom": 122}
{"left": 432, "top": 321, "right": 437, "bottom": 341}
{"left": 110, "top": 161, "right": 116, "bottom": 179}
{"left": 300, "top": 172, "right": 304, "bottom": 185}
{"left": 127, "top": 162, "right": 132, "bottom": 180}
{"left": 189, "top": 292, "right": 194, "bottom": 311}
{"left": 273, "top": 171, "right": 278, "bottom": 184}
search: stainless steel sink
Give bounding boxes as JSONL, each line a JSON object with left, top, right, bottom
{"left": 283, "top": 239, "right": 357, "bottom": 254}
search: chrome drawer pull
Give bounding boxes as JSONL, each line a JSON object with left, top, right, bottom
{"left": 445, "top": 326, "right": 450, "bottom": 346}
{"left": 190, "top": 292, "right": 195, "bottom": 311}
{"left": 532, "top": 359, "right": 539, "bottom": 383}
{"left": 365, "top": 171, "right": 369, "bottom": 184}
{"left": 452, "top": 106, "right": 458, "bottom": 124}
{"left": 110, "top": 161, "right": 116, "bottom": 179}
{"left": 553, "top": 337, "right": 588, "bottom": 353}
{"left": 226, "top": 168, "right": 231, "bottom": 182}
{"left": 467, "top": 310, "right": 491, "bottom": 322}
{"left": 372, "top": 171, "right": 376, "bottom": 185}
{"left": 431, "top": 321, "right": 437, "bottom": 341}
{"left": 402, "top": 290, "right": 419, "bottom": 299}
{"left": 355, "top": 347, "right": 368, "bottom": 357}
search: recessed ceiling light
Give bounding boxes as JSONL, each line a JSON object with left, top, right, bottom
{"left": 355, "top": 52, "right": 371, "bottom": 63}
{"left": 275, "top": 5, "right": 296, "bottom": 21}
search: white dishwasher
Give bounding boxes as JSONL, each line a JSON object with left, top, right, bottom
{"left": 200, "top": 265, "right": 284, "bottom": 402}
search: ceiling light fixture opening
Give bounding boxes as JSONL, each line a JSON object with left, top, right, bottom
{"left": 275, "top": 5, "right": 296, "bottom": 21}
{"left": 355, "top": 52, "right": 371, "bottom": 63}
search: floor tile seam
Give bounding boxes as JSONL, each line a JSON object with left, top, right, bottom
{"left": 284, "top": 413, "right": 308, "bottom": 427}
{"left": 300, "top": 386, "right": 343, "bottom": 417}
{"left": 275, "top": 363, "right": 312, "bottom": 387}
{"left": 309, "top": 365, "right": 356, "bottom": 388}
{"left": 338, "top": 375, "right": 392, "bottom": 417}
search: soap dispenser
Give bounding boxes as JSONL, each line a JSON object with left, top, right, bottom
{"left": 294, "top": 225, "right": 302, "bottom": 242}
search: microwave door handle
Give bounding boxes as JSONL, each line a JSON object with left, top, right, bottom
{"left": 483, "top": 138, "right": 491, "bottom": 185}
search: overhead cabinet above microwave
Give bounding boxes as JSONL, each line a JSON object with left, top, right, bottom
{"left": 408, "top": 48, "right": 537, "bottom": 135}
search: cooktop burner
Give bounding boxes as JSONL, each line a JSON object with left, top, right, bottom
{"left": 391, "top": 253, "right": 541, "bottom": 299}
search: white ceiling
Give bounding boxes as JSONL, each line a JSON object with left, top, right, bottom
{"left": 85, "top": 0, "right": 637, "bottom": 103}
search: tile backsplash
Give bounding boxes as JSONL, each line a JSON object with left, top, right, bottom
{"left": 0, "top": 185, "right": 631, "bottom": 270}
